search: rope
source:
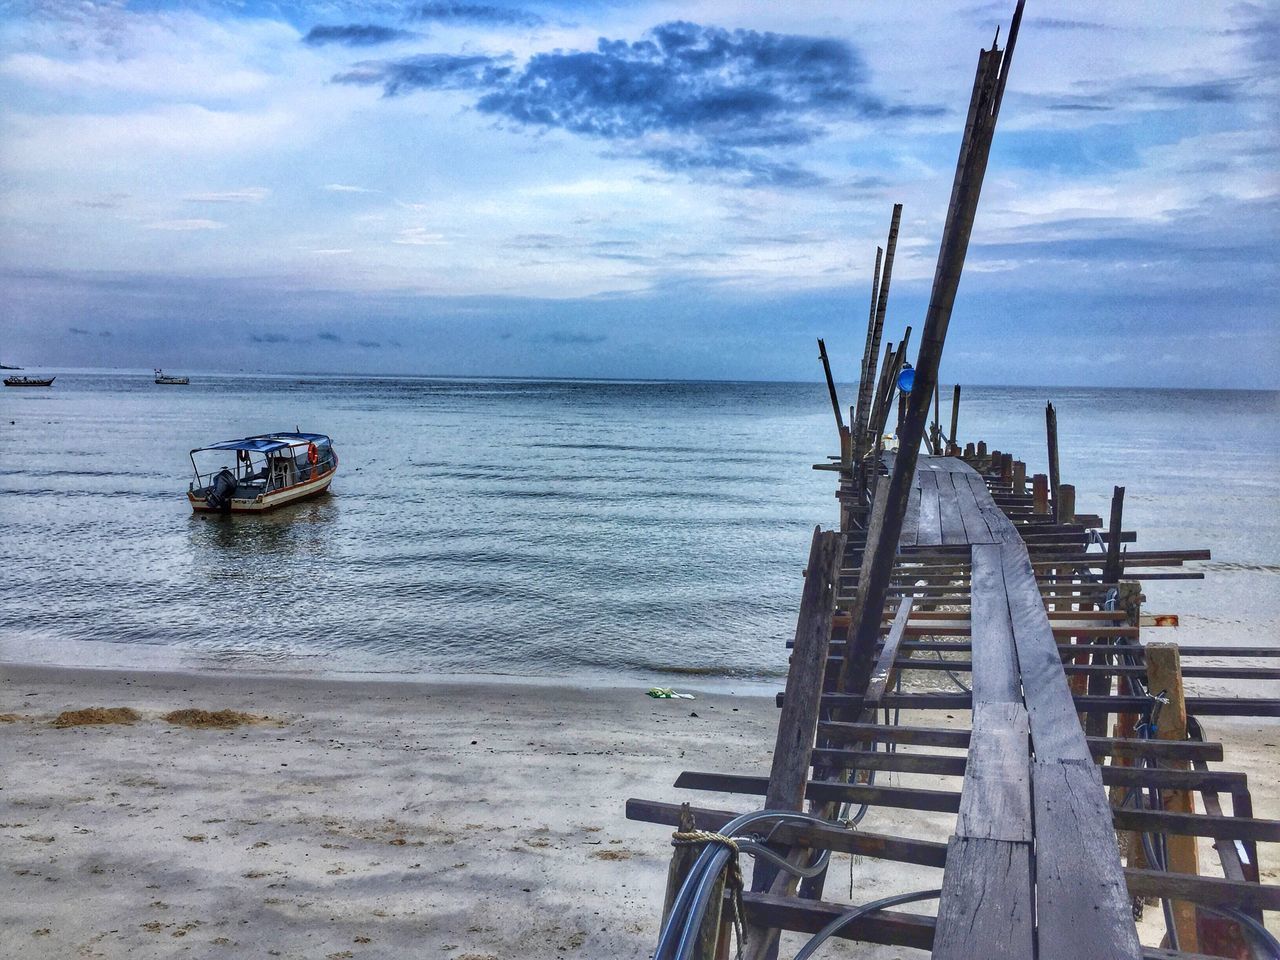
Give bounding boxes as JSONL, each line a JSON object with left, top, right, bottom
{"left": 671, "top": 830, "right": 746, "bottom": 957}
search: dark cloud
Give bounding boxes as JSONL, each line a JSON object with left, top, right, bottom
{"left": 1136, "top": 80, "right": 1242, "bottom": 104}
{"left": 250, "top": 333, "right": 290, "bottom": 344}
{"left": 1030, "top": 18, "right": 1112, "bottom": 31}
{"left": 356, "top": 339, "right": 382, "bottom": 349}
{"left": 413, "top": 3, "right": 543, "bottom": 27}
{"left": 335, "top": 21, "right": 937, "bottom": 187}
{"left": 303, "top": 24, "right": 416, "bottom": 47}
{"left": 317, "top": 331, "right": 342, "bottom": 342}
{"left": 69, "top": 326, "right": 91, "bottom": 335}
{"left": 334, "top": 54, "right": 512, "bottom": 95}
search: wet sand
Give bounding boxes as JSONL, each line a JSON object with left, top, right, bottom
{"left": 2, "top": 661, "right": 1276, "bottom": 958}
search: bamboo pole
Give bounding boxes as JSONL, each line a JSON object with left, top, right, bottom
{"left": 839, "top": 5, "right": 1024, "bottom": 697}
{"left": 1145, "top": 642, "right": 1200, "bottom": 952}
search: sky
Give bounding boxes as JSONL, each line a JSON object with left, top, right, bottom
{"left": 1, "top": 1, "right": 1276, "bottom": 387}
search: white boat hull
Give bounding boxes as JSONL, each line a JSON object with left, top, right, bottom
{"left": 189, "top": 466, "right": 335, "bottom": 513}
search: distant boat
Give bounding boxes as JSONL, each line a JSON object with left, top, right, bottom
{"left": 155, "top": 369, "right": 190, "bottom": 385}
{"left": 4, "top": 375, "right": 54, "bottom": 387}
{"left": 188, "top": 432, "right": 338, "bottom": 513}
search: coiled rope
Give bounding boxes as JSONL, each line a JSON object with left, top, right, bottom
{"left": 671, "top": 830, "right": 746, "bottom": 958}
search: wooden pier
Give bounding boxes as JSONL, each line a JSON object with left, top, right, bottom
{"left": 629, "top": 4, "right": 1278, "bottom": 957}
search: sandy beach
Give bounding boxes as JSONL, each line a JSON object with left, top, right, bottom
{"left": 3, "top": 660, "right": 1276, "bottom": 959}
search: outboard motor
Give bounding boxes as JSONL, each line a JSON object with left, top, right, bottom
{"left": 205, "top": 467, "right": 237, "bottom": 511}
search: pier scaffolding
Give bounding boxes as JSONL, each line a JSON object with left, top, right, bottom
{"left": 629, "top": 4, "right": 1279, "bottom": 957}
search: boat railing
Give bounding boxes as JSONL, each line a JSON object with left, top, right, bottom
{"left": 190, "top": 454, "right": 336, "bottom": 494}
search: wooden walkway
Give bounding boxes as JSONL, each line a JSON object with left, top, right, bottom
{"left": 629, "top": 451, "right": 1279, "bottom": 958}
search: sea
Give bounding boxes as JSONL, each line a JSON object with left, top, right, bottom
{"left": 2, "top": 371, "right": 1277, "bottom": 691}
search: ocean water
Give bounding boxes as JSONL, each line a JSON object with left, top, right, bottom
{"left": 1, "top": 372, "right": 1277, "bottom": 687}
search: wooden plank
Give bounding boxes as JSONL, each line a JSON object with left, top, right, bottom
{"left": 1112, "top": 807, "right": 1280, "bottom": 842}
{"left": 1124, "top": 869, "right": 1280, "bottom": 911}
{"left": 815, "top": 721, "right": 1224, "bottom": 762}
{"left": 957, "top": 703, "right": 1031, "bottom": 842}
{"left": 1000, "top": 540, "right": 1092, "bottom": 762}
{"left": 937, "top": 471, "right": 969, "bottom": 545}
{"left": 932, "top": 837, "right": 1033, "bottom": 960}
{"left": 917, "top": 468, "right": 943, "bottom": 546}
{"left": 864, "top": 596, "right": 914, "bottom": 707}
{"left": 624, "top": 799, "right": 948, "bottom": 866}
{"left": 900, "top": 476, "right": 921, "bottom": 548}
{"left": 754, "top": 528, "right": 841, "bottom": 904}
{"left": 763, "top": 528, "right": 841, "bottom": 813}
{"left": 1034, "top": 759, "right": 1142, "bottom": 959}
{"left": 969, "top": 543, "right": 1021, "bottom": 704}
{"left": 740, "top": 891, "right": 935, "bottom": 951}
{"left": 672, "top": 771, "right": 962, "bottom": 813}
{"left": 952, "top": 468, "right": 997, "bottom": 544}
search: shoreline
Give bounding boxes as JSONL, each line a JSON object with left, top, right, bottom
{"left": 4, "top": 660, "right": 1277, "bottom": 957}
{"left": 1, "top": 659, "right": 787, "bottom": 959}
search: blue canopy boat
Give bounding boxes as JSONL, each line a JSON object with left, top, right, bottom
{"left": 188, "top": 432, "right": 337, "bottom": 513}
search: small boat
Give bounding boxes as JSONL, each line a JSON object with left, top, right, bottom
{"left": 155, "top": 369, "right": 190, "bottom": 385}
{"left": 4, "top": 375, "right": 55, "bottom": 387}
{"left": 188, "top": 432, "right": 337, "bottom": 513}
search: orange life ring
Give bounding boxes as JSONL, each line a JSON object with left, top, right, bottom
{"left": 307, "top": 442, "right": 319, "bottom": 465}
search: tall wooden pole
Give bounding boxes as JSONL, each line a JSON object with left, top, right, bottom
{"left": 851, "top": 247, "right": 883, "bottom": 477}
{"left": 949, "top": 383, "right": 961, "bottom": 453}
{"left": 841, "top": 1, "right": 1024, "bottom": 696}
{"left": 1046, "top": 401, "right": 1061, "bottom": 523}
{"left": 853, "top": 205, "right": 904, "bottom": 494}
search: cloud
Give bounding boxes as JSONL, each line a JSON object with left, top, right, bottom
{"left": 334, "top": 21, "right": 938, "bottom": 187}
{"left": 144, "top": 219, "right": 226, "bottom": 231}
{"left": 393, "top": 227, "right": 447, "bottom": 245}
{"left": 543, "top": 331, "right": 605, "bottom": 345}
{"left": 249, "top": 332, "right": 290, "bottom": 344}
{"left": 316, "top": 331, "right": 342, "bottom": 342}
{"left": 183, "top": 188, "right": 269, "bottom": 203}
{"left": 335, "top": 53, "right": 511, "bottom": 95}
{"left": 69, "top": 326, "right": 90, "bottom": 335}
{"left": 324, "top": 183, "right": 377, "bottom": 193}
{"left": 356, "top": 339, "right": 382, "bottom": 348}
{"left": 1029, "top": 18, "right": 1113, "bottom": 31}
{"left": 412, "top": 4, "right": 543, "bottom": 27}
{"left": 73, "top": 194, "right": 129, "bottom": 209}
{"left": 303, "top": 24, "right": 416, "bottom": 47}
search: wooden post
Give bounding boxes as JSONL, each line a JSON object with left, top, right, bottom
{"left": 853, "top": 206, "right": 903, "bottom": 481}
{"left": 1046, "top": 401, "right": 1061, "bottom": 522}
{"left": 817, "top": 338, "right": 845, "bottom": 436}
{"left": 964, "top": 441, "right": 975, "bottom": 459}
{"left": 837, "top": 6, "right": 1024, "bottom": 701}
{"left": 661, "top": 802, "right": 727, "bottom": 960}
{"left": 976, "top": 440, "right": 987, "bottom": 466}
{"left": 949, "top": 383, "right": 961, "bottom": 453}
{"left": 1000, "top": 453, "right": 1013, "bottom": 485}
{"left": 1012, "top": 459, "right": 1026, "bottom": 493}
{"left": 748, "top": 529, "right": 841, "bottom": 937}
{"left": 1032, "top": 474, "right": 1049, "bottom": 514}
{"left": 1145, "top": 642, "right": 1200, "bottom": 952}
{"left": 930, "top": 383, "right": 942, "bottom": 454}
{"left": 851, "top": 247, "right": 883, "bottom": 471}
{"left": 1058, "top": 484, "right": 1076, "bottom": 525}
{"left": 1104, "top": 487, "right": 1126, "bottom": 584}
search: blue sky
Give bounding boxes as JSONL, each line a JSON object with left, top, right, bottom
{"left": 1, "top": 1, "right": 1276, "bottom": 386}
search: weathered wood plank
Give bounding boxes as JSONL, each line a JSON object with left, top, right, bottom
{"left": 957, "top": 702, "right": 1031, "bottom": 842}
{"left": 937, "top": 471, "right": 969, "bottom": 544}
{"left": 740, "top": 891, "right": 935, "bottom": 951}
{"left": 1000, "top": 541, "right": 1093, "bottom": 762}
{"left": 917, "top": 468, "right": 943, "bottom": 546}
{"left": 1034, "top": 758, "right": 1142, "bottom": 959}
{"left": 900, "top": 476, "right": 921, "bottom": 548}
{"left": 952, "top": 468, "right": 997, "bottom": 543}
{"left": 932, "top": 837, "right": 1033, "bottom": 960}
{"left": 864, "top": 596, "right": 914, "bottom": 708}
{"left": 969, "top": 543, "right": 1021, "bottom": 704}
{"left": 672, "top": 771, "right": 962, "bottom": 813}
